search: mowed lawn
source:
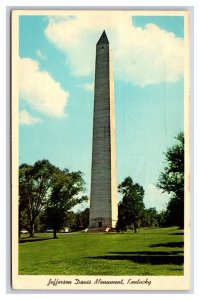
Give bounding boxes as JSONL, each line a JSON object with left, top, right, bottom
{"left": 19, "top": 227, "right": 184, "bottom": 276}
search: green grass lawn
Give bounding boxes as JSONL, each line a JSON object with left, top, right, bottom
{"left": 19, "top": 227, "right": 184, "bottom": 276}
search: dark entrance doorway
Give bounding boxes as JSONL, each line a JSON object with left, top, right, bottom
{"left": 99, "top": 222, "right": 102, "bottom": 228}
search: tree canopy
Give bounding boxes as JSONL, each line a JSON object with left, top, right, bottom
{"left": 19, "top": 160, "right": 87, "bottom": 238}
{"left": 157, "top": 132, "right": 184, "bottom": 228}
{"left": 19, "top": 160, "right": 55, "bottom": 237}
{"left": 117, "top": 177, "right": 145, "bottom": 233}
{"left": 44, "top": 169, "right": 88, "bottom": 238}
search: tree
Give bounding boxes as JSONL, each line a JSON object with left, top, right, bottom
{"left": 157, "top": 132, "right": 184, "bottom": 228}
{"left": 141, "top": 207, "right": 158, "bottom": 227}
{"left": 65, "top": 211, "right": 78, "bottom": 230}
{"left": 19, "top": 188, "right": 29, "bottom": 238}
{"left": 19, "top": 164, "right": 32, "bottom": 237}
{"left": 116, "top": 202, "right": 128, "bottom": 232}
{"left": 76, "top": 208, "right": 90, "bottom": 230}
{"left": 81, "top": 208, "right": 90, "bottom": 228}
{"left": 117, "top": 177, "right": 145, "bottom": 233}
{"left": 157, "top": 210, "right": 167, "bottom": 227}
{"left": 44, "top": 169, "right": 88, "bottom": 238}
{"left": 19, "top": 160, "right": 55, "bottom": 237}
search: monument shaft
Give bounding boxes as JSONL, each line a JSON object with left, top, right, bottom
{"left": 89, "top": 31, "right": 118, "bottom": 229}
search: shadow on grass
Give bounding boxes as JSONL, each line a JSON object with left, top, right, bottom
{"left": 170, "top": 232, "right": 184, "bottom": 236}
{"left": 110, "top": 250, "right": 183, "bottom": 255}
{"left": 19, "top": 237, "right": 53, "bottom": 243}
{"left": 86, "top": 251, "right": 184, "bottom": 265}
{"left": 150, "top": 242, "right": 184, "bottom": 248}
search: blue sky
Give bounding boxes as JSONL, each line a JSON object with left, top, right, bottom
{"left": 18, "top": 12, "right": 184, "bottom": 212}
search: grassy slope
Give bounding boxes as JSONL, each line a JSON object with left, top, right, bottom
{"left": 19, "top": 227, "right": 184, "bottom": 275}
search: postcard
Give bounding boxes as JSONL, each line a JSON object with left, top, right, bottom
{"left": 12, "top": 9, "right": 190, "bottom": 290}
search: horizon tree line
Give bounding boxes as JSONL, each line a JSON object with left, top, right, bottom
{"left": 19, "top": 132, "right": 184, "bottom": 237}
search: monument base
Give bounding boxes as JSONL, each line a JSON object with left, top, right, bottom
{"left": 89, "top": 217, "right": 117, "bottom": 229}
{"left": 87, "top": 227, "right": 116, "bottom": 233}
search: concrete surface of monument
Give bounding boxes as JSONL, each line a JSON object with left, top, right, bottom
{"left": 89, "top": 31, "right": 118, "bottom": 229}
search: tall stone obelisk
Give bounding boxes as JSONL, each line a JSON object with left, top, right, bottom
{"left": 89, "top": 31, "right": 118, "bottom": 229}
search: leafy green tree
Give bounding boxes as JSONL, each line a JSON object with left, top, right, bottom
{"left": 19, "top": 160, "right": 55, "bottom": 237}
{"left": 157, "top": 210, "right": 167, "bottom": 227}
{"left": 19, "top": 163, "right": 35, "bottom": 237}
{"left": 116, "top": 202, "right": 128, "bottom": 232}
{"left": 65, "top": 211, "right": 78, "bottom": 230}
{"left": 117, "top": 177, "right": 145, "bottom": 233}
{"left": 19, "top": 194, "right": 29, "bottom": 238}
{"left": 157, "top": 132, "right": 184, "bottom": 228}
{"left": 141, "top": 207, "right": 158, "bottom": 227}
{"left": 76, "top": 208, "right": 90, "bottom": 230}
{"left": 81, "top": 208, "right": 90, "bottom": 228}
{"left": 44, "top": 169, "right": 88, "bottom": 238}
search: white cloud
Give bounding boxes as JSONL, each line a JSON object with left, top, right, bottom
{"left": 19, "top": 57, "right": 69, "bottom": 117}
{"left": 36, "top": 49, "right": 47, "bottom": 60}
{"left": 19, "top": 110, "right": 42, "bottom": 125}
{"left": 44, "top": 12, "right": 184, "bottom": 86}
{"left": 78, "top": 82, "right": 94, "bottom": 92}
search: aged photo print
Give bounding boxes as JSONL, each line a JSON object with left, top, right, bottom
{"left": 11, "top": 9, "right": 190, "bottom": 290}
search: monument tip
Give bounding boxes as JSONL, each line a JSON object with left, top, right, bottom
{"left": 97, "top": 30, "right": 109, "bottom": 45}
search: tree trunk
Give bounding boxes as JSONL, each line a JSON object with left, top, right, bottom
{"left": 29, "top": 222, "right": 34, "bottom": 237}
{"left": 134, "top": 223, "right": 137, "bottom": 233}
{"left": 53, "top": 229, "right": 57, "bottom": 239}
